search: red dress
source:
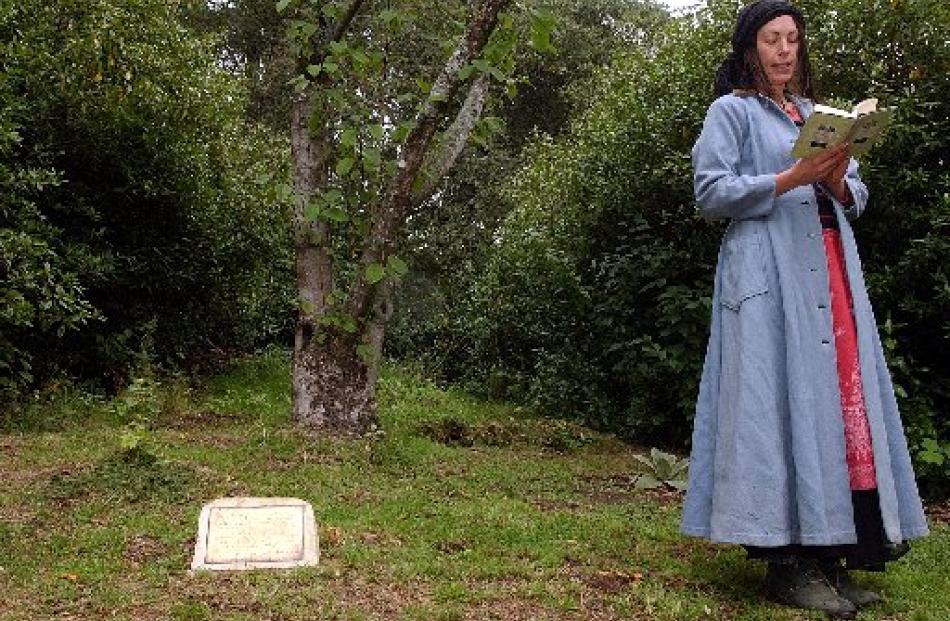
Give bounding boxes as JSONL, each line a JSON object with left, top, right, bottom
{"left": 786, "top": 102, "right": 878, "bottom": 491}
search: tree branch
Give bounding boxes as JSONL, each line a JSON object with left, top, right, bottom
{"left": 413, "top": 74, "right": 490, "bottom": 206}
{"left": 346, "top": 0, "right": 513, "bottom": 321}
{"left": 327, "top": 0, "right": 367, "bottom": 47}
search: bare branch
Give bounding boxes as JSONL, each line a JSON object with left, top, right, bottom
{"left": 384, "top": 0, "right": 512, "bottom": 218}
{"left": 413, "top": 74, "right": 490, "bottom": 206}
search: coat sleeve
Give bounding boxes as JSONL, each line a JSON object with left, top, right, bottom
{"left": 692, "top": 97, "right": 777, "bottom": 221}
{"left": 831, "top": 158, "right": 869, "bottom": 220}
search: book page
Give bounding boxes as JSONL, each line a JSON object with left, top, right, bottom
{"left": 813, "top": 103, "right": 853, "bottom": 118}
{"left": 851, "top": 98, "right": 879, "bottom": 116}
{"left": 844, "top": 108, "right": 891, "bottom": 157}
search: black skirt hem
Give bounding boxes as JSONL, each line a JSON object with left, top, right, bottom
{"left": 744, "top": 489, "right": 909, "bottom": 572}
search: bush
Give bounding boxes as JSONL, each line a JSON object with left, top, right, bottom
{"left": 0, "top": 0, "right": 295, "bottom": 404}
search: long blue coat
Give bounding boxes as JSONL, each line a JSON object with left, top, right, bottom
{"left": 680, "top": 93, "right": 929, "bottom": 547}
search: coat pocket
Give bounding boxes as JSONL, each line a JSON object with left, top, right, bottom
{"left": 719, "top": 227, "right": 768, "bottom": 311}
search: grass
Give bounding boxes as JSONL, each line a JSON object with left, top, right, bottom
{"left": 1, "top": 349, "right": 947, "bottom": 620}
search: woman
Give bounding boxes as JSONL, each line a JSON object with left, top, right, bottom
{"left": 680, "top": 1, "right": 929, "bottom": 618}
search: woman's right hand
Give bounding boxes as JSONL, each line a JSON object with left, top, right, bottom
{"left": 775, "top": 143, "right": 850, "bottom": 196}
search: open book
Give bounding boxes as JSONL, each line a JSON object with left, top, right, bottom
{"left": 791, "top": 98, "right": 892, "bottom": 159}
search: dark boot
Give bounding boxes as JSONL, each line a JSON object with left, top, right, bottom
{"left": 766, "top": 558, "right": 858, "bottom": 619}
{"left": 820, "top": 559, "right": 883, "bottom": 608}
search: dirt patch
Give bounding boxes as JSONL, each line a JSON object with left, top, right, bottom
{"left": 124, "top": 535, "right": 169, "bottom": 567}
{"left": 636, "top": 486, "right": 685, "bottom": 506}
{"left": 418, "top": 417, "right": 597, "bottom": 452}
{"left": 326, "top": 575, "right": 432, "bottom": 618}
{"left": 925, "top": 499, "right": 950, "bottom": 524}
{"left": 44, "top": 451, "right": 197, "bottom": 505}
{"left": 531, "top": 498, "right": 592, "bottom": 513}
{"left": 184, "top": 429, "right": 247, "bottom": 450}
{"left": 574, "top": 473, "right": 684, "bottom": 507}
{"left": 3, "top": 463, "right": 83, "bottom": 488}
{"left": 581, "top": 569, "right": 644, "bottom": 594}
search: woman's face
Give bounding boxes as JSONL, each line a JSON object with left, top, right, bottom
{"left": 755, "top": 14, "right": 800, "bottom": 92}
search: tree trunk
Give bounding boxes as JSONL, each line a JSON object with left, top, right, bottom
{"left": 292, "top": 331, "right": 377, "bottom": 434}
{"left": 289, "top": 84, "right": 380, "bottom": 432}
{"left": 290, "top": 0, "right": 512, "bottom": 435}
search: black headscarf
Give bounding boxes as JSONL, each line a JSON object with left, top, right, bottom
{"left": 714, "top": 1, "right": 806, "bottom": 97}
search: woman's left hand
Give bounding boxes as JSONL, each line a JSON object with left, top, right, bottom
{"left": 821, "top": 146, "right": 852, "bottom": 203}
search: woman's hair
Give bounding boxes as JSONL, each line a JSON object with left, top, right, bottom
{"left": 714, "top": 1, "right": 817, "bottom": 100}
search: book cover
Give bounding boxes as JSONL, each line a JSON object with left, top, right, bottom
{"left": 791, "top": 98, "right": 892, "bottom": 159}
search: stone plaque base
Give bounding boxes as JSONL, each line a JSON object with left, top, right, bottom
{"left": 191, "top": 497, "right": 319, "bottom": 571}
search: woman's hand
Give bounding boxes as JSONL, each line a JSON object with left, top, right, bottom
{"left": 775, "top": 143, "right": 850, "bottom": 197}
{"left": 819, "top": 148, "right": 853, "bottom": 204}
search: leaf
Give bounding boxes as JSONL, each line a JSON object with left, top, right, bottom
{"left": 276, "top": 0, "right": 292, "bottom": 14}
{"left": 340, "top": 128, "right": 358, "bottom": 148}
{"left": 634, "top": 474, "right": 661, "bottom": 490}
{"left": 386, "top": 255, "right": 409, "bottom": 277}
{"left": 458, "top": 64, "right": 476, "bottom": 81}
{"left": 529, "top": 8, "right": 558, "bottom": 55}
{"left": 289, "top": 75, "right": 309, "bottom": 93}
{"left": 393, "top": 121, "right": 414, "bottom": 142}
{"left": 369, "top": 124, "right": 384, "bottom": 140}
{"left": 340, "top": 315, "right": 358, "bottom": 333}
{"left": 324, "top": 189, "right": 343, "bottom": 205}
{"left": 671, "top": 459, "right": 690, "bottom": 478}
{"left": 356, "top": 344, "right": 376, "bottom": 364}
{"left": 322, "top": 207, "right": 348, "bottom": 223}
{"left": 632, "top": 453, "right": 655, "bottom": 470}
{"left": 365, "top": 263, "right": 386, "bottom": 284}
{"left": 306, "top": 64, "right": 322, "bottom": 77}
{"left": 276, "top": 183, "right": 294, "bottom": 201}
{"left": 362, "top": 148, "right": 381, "bottom": 170}
{"left": 303, "top": 201, "right": 321, "bottom": 221}
{"left": 336, "top": 158, "right": 355, "bottom": 176}
{"left": 352, "top": 50, "right": 371, "bottom": 67}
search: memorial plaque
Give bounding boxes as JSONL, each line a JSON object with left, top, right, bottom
{"left": 191, "top": 497, "right": 319, "bottom": 571}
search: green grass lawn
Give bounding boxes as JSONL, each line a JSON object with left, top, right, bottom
{"left": 1, "top": 350, "right": 947, "bottom": 621}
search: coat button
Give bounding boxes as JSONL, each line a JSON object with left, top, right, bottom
{"left": 818, "top": 303, "right": 827, "bottom": 309}
{"left": 821, "top": 339, "right": 831, "bottom": 345}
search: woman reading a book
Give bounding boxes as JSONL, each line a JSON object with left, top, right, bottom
{"left": 679, "top": 1, "right": 928, "bottom": 618}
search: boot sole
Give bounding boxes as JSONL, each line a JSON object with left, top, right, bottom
{"left": 766, "top": 591, "right": 858, "bottom": 619}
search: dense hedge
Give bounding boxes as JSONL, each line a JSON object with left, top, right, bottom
{"left": 0, "top": 0, "right": 294, "bottom": 401}
{"left": 390, "top": 0, "right": 949, "bottom": 495}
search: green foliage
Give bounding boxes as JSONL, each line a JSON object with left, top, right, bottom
{"left": 0, "top": 0, "right": 99, "bottom": 399}
{"left": 432, "top": 10, "right": 722, "bottom": 442}
{"left": 1, "top": 0, "right": 295, "bottom": 402}
{"left": 111, "top": 376, "right": 164, "bottom": 457}
{"left": 633, "top": 448, "right": 689, "bottom": 491}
